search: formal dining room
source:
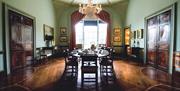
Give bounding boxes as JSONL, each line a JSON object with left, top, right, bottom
{"left": 0, "top": 0, "right": 180, "bottom": 91}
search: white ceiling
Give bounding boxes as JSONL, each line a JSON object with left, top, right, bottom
{"left": 53, "top": 0, "right": 125, "bottom": 5}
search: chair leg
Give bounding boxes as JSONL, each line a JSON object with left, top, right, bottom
{"left": 81, "top": 72, "right": 84, "bottom": 89}
{"left": 96, "top": 71, "right": 98, "bottom": 91}
{"left": 75, "top": 66, "right": 78, "bottom": 76}
{"left": 72, "top": 66, "right": 74, "bottom": 76}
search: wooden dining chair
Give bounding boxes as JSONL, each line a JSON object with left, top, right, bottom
{"left": 63, "top": 49, "right": 78, "bottom": 77}
{"left": 81, "top": 54, "right": 98, "bottom": 90}
{"left": 99, "top": 51, "right": 115, "bottom": 85}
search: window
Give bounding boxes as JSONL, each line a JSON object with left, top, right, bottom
{"left": 84, "top": 25, "right": 98, "bottom": 49}
{"left": 75, "top": 21, "right": 83, "bottom": 44}
{"left": 99, "top": 21, "right": 107, "bottom": 45}
{"left": 75, "top": 20, "right": 107, "bottom": 49}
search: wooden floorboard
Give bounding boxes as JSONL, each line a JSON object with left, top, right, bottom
{"left": 0, "top": 58, "right": 179, "bottom": 91}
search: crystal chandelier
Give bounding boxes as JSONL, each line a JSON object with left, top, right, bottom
{"left": 79, "top": 0, "right": 102, "bottom": 14}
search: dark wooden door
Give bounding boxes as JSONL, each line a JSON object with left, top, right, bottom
{"left": 147, "top": 16, "right": 159, "bottom": 66}
{"left": 147, "top": 10, "right": 171, "bottom": 70}
{"left": 156, "top": 11, "right": 171, "bottom": 70}
{"left": 9, "top": 10, "right": 34, "bottom": 71}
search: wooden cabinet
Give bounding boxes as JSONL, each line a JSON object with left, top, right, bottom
{"left": 113, "top": 46, "right": 123, "bottom": 59}
{"left": 127, "top": 47, "right": 144, "bottom": 63}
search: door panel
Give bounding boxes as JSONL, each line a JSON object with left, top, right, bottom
{"left": 148, "top": 50, "right": 156, "bottom": 65}
{"left": 147, "top": 16, "right": 158, "bottom": 65}
{"left": 157, "top": 50, "right": 169, "bottom": 69}
{"left": 157, "top": 11, "right": 171, "bottom": 69}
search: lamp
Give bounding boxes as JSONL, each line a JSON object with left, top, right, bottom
{"left": 79, "top": 0, "right": 102, "bottom": 14}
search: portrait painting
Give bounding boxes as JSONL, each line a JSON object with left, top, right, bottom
{"left": 60, "top": 27, "right": 67, "bottom": 35}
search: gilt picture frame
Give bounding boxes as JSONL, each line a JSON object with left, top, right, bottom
{"left": 60, "top": 27, "right": 67, "bottom": 35}
{"left": 137, "top": 29, "right": 143, "bottom": 39}
{"left": 60, "top": 36, "right": 67, "bottom": 42}
{"left": 125, "top": 27, "right": 131, "bottom": 45}
{"left": 114, "top": 28, "right": 121, "bottom": 36}
{"left": 114, "top": 36, "right": 121, "bottom": 42}
{"left": 133, "top": 31, "right": 136, "bottom": 39}
{"left": 113, "top": 28, "right": 121, "bottom": 42}
{"left": 44, "top": 24, "right": 54, "bottom": 41}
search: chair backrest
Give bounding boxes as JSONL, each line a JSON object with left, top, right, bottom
{"left": 63, "top": 49, "right": 78, "bottom": 63}
{"left": 102, "top": 55, "right": 112, "bottom": 61}
{"left": 36, "top": 48, "right": 42, "bottom": 57}
{"left": 63, "top": 49, "right": 70, "bottom": 57}
{"left": 81, "top": 55, "right": 97, "bottom": 61}
{"left": 81, "top": 54, "right": 98, "bottom": 67}
{"left": 103, "top": 47, "right": 114, "bottom": 60}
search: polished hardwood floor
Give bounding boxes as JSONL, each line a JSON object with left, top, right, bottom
{"left": 0, "top": 58, "right": 180, "bottom": 91}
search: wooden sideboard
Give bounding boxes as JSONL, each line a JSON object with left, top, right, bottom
{"left": 127, "top": 47, "right": 144, "bottom": 63}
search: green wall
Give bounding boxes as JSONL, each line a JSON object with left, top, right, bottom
{"left": 0, "top": 0, "right": 3, "bottom": 72}
{"left": 126, "top": 0, "right": 180, "bottom": 73}
{"left": 126, "top": 0, "right": 178, "bottom": 29}
{"left": 0, "top": 0, "right": 56, "bottom": 73}
{"left": 4, "top": 0, "right": 56, "bottom": 47}
{"left": 126, "top": 0, "right": 179, "bottom": 48}
{"left": 56, "top": 6, "right": 76, "bottom": 45}
{"left": 54, "top": 4, "right": 123, "bottom": 47}
{"left": 0, "top": 0, "right": 2, "bottom": 51}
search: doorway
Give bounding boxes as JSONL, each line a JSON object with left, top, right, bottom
{"left": 146, "top": 7, "right": 175, "bottom": 71}
{"left": 8, "top": 10, "right": 34, "bottom": 71}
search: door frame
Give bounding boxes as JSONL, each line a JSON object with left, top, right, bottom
{"left": 3, "top": 3, "right": 36, "bottom": 74}
{"left": 144, "top": 3, "right": 176, "bottom": 73}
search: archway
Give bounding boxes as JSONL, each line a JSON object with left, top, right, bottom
{"left": 70, "top": 10, "right": 111, "bottom": 50}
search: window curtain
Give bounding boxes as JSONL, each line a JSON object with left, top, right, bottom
{"left": 70, "top": 11, "right": 85, "bottom": 50}
{"left": 96, "top": 10, "right": 111, "bottom": 47}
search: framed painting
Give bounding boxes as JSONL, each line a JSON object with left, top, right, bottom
{"left": 114, "top": 28, "right": 120, "bottom": 36}
{"left": 44, "top": 24, "right": 54, "bottom": 40}
{"left": 60, "top": 36, "right": 67, "bottom": 42}
{"left": 133, "top": 31, "right": 136, "bottom": 39}
{"left": 131, "top": 31, "right": 134, "bottom": 39}
{"left": 137, "top": 29, "right": 143, "bottom": 39}
{"left": 125, "top": 27, "right": 131, "bottom": 45}
{"left": 113, "top": 28, "right": 121, "bottom": 43}
{"left": 60, "top": 27, "right": 67, "bottom": 35}
{"left": 114, "top": 36, "right": 121, "bottom": 42}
